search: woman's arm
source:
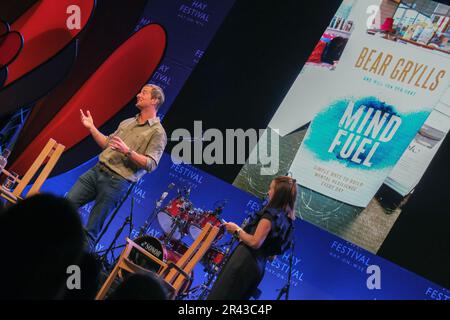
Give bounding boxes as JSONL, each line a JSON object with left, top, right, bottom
{"left": 224, "top": 219, "right": 272, "bottom": 250}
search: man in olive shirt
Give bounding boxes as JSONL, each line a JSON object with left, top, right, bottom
{"left": 67, "top": 84, "right": 167, "bottom": 251}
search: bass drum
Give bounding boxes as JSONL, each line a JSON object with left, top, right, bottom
{"left": 129, "top": 236, "right": 193, "bottom": 294}
{"left": 129, "top": 235, "right": 167, "bottom": 273}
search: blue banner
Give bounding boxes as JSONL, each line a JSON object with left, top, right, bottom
{"left": 36, "top": 153, "right": 450, "bottom": 300}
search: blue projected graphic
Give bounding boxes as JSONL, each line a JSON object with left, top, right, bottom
{"left": 304, "top": 97, "right": 430, "bottom": 170}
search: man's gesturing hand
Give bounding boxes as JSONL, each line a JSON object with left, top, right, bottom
{"left": 109, "top": 136, "right": 130, "bottom": 154}
{"left": 80, "top": 109, "right": 94, "bottom": 130}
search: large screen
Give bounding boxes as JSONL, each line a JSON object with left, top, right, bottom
{"left": 234, "top": 0, "right": 450, "bottom": 254}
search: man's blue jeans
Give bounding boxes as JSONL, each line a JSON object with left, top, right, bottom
{"left": 66, "top": 164, "right": 131, "bottom": 251}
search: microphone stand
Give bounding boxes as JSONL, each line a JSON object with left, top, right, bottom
{"left": 138, "top": 204, "right": 159, "bottom": 237}
{"left": 94, "top": 182, "right": 135, "bottom": 250}
{"left": 98, "top": 196, "right": 136, "bottom": 259}
{"left": 98, "top": 215, "right": 132, "bottom": 272}
{"left": 138, "top": 184, "right": 174, "bottom": 237}
{"left": 96, "top": 186, "right": 135, "bottom": 273}
{"left": 128, "top": 196, "right": 134, "bottom": 238}
{"left": 276, "top": 226, "right": 295, "bottom": 300}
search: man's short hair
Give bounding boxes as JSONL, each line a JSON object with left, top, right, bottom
{"left": 145, "top": 84, "right": 165, "bottom": 109}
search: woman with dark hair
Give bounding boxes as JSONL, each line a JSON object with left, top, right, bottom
{"left": 207, "top": 176, "right": 297, "bottom": 300}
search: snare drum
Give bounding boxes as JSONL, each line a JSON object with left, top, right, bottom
{"left": 165, "top": 197, "right": 192, "bottom": 217}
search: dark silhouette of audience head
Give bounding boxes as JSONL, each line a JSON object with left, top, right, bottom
{"left": 0, "top": 193, "right": 170, "bottom": 300}
{"left": 107, "top": 272, "right": 168, "bottom": 300}
{"left": 0, "top": 193, "right": 85, "bottom": 299}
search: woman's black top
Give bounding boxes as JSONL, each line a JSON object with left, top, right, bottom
{"left": 243, "top": 207, "right": 294, "bottom": 263}
{"left": 206, "top": 207, "right": 294, "bottom": 300}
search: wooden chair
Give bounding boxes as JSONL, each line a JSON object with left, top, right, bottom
{"left": 96, "top": 222, "right": 220, "bottom": 300}
{"left": 0, "top": 138, "right": 65, "bottom": 204}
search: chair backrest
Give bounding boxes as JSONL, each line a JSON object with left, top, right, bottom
{"left": 164, "top": 223, "right": 219, "bottom": 294}
{"left": 13, "top": 138, "right": 65, "bottom": 198}
{"left": 121, "top": 238, "right": 167, "bottom": 276}
{"left": 96, "top": 225, "right": 219, "bottom": 300}
{"left": 95, "top": 238, "right": 168, "bottom": 300}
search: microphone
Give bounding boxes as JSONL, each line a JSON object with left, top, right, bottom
{"left": 214, "top": 199, "right": 227, "bottom": 215}
{"left": 222, "top": 216, "right": 248, "bottom": 256}
{"left": 241, "top": 215, "right": 251, "bottom": 229}
{"left": 156, "top": 192, "right": 168, "bottom": 207}
{"left": 156, "top": 183, "right": 175, "bottom": 208}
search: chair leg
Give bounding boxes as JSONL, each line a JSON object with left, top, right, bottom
{"left": 173, "top": 226, "right": 219, "bottom": 292}
{"left": 95, "top": 262, "right": 121, "bottom": 300}
{"left": 27, "top": 143, "right": 65, "bottom": 196}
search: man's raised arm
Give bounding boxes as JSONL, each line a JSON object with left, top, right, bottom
{"left": 80, "top": 109, "right": 108, "bottom": 149}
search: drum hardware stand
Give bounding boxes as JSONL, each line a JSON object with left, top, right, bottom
{"left": 180, "top": 275, "right": 213, "bottom": 300}
{"left": 192, "top": 231, "right": 239, "bottom": 300}
{"left": 194, "top": 270, "right": 217, "bottom": 300}
{"left": 138, "top": 183, "right": 175, "bottom": 237}
{"left": 162, "top": 215, "right": 187, "bottom": 246}
{"left": 194, "top": 240, "right": 237, "bottom": 301}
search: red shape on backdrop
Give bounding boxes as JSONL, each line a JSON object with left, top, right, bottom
{"left": 0, "top": 31, "right": 23, "bottom": 69}
{"left": 0, "top": 40, "right": 78, "bottom": 117}
{"left": 9, "top": 24, "right": 166, "bottom": 176}
{"left": 4, "top": 0, "right": 95, "bottom": 86}
{"left": 8, "top": 0, "right": 149, "bottom": 169}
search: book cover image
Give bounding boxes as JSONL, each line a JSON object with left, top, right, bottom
{"left": 233, "top": 0, "right": 450, "bottom": 253}
{"left": 292, "top": 30, "right": 449, "bottom": 207}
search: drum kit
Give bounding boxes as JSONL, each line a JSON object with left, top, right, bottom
{"left": 129, "top": 187, "right": 231, "bottom": 299}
